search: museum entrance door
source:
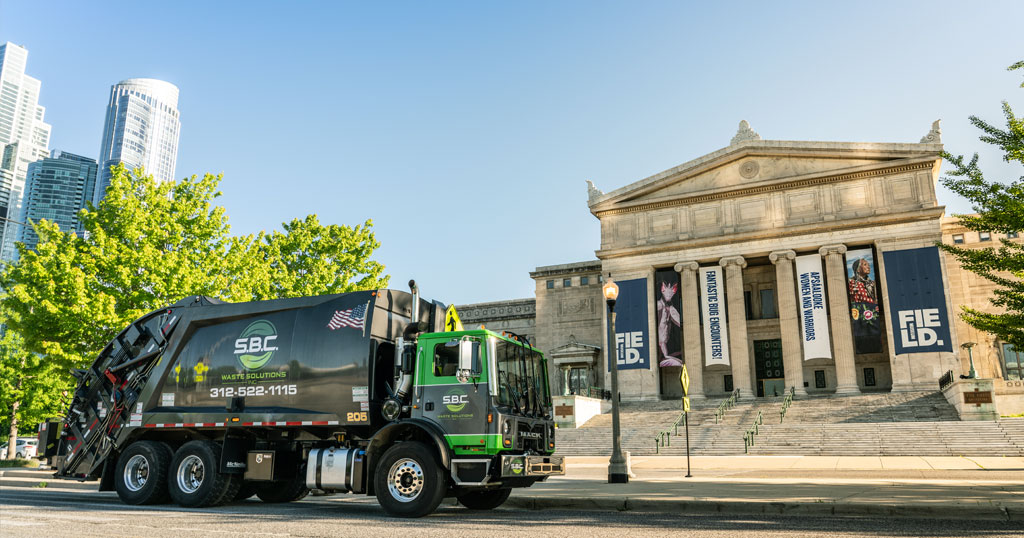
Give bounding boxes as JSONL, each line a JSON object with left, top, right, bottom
{"left": 754, "top": 339, "right": 785, "bottom": 397}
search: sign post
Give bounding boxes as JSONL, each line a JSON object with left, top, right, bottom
{"left": 680, "top": 365, "right": 692, "bottom": 478}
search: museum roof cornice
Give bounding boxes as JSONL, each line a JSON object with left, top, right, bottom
{"left": 591, "top": 156, "right": 937, "bottom": 218}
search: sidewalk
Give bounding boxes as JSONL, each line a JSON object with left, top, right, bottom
{"left": 505, "top": 455, "right": 1024, "bottom": 521}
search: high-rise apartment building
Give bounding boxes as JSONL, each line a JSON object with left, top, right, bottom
{"left": 0, "top": 42, "right": 52, "bottom": 260}
{"left": 95, "top": 78, "right": 180, "bottom": 204}
{"left": 19, "top": 150, "right": 97, "bottom": 253}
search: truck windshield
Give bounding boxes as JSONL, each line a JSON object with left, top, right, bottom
{"left": 493, "top": 338, "right": 550, "bottom": 417}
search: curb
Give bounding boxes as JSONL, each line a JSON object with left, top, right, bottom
{"left": 505, "top": 496, "right": 1017, "bottom": 522}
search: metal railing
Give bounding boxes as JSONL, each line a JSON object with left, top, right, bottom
{"left": 939, "top": 370, "right": 955, "bottom": 391}
{"left": 714, "top": 389, "right": 741, "bottom": 424}
{"left": 743, "top": 410, "right": 764, "bottom": 454}
{"left": 779, "top": 386, "right": 795, "bottom": 423}
{"left": 654, "top": 411, "right": 687, "bottom": 454}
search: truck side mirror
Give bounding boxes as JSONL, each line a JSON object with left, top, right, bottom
{"left": 457, "top": 340, "right": 481, "bottom": 383}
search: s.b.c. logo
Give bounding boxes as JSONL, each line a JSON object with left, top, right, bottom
{"left": 234, "top": 320, "right": 279, "bottom": 371}
{"left": 443, "top": 388, "right": 468, "bottom": 413}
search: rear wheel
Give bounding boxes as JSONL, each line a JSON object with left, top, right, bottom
{"left": 114, "top": 441, "right": 172, "bottom": 505}
{"left": 457, "top": 488, "right": 512, "bottom": 510}
{"left": 168, "top": 440, "right": 240, "bottom": 507}
{"left": 373, "top": 442, "right": 447, "bottom": 518}
{"left": 256, "top": 473, "right": 308, "bottom": 503}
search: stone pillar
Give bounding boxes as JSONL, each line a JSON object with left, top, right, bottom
{"left": 770, "top": 249, "right": 807, "bottom": 397}
{"left": 675, "top": 261, "right": 704, "bottom": 399}
{"left": 720, "top": 255, "right": 753, "bottom": 398}
{"left": 819, "top": 244, "right": 860, "bottom": 395}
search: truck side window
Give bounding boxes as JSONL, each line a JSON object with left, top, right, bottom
{"left": 433, "top": 343, "right": 459, "bottom": 377}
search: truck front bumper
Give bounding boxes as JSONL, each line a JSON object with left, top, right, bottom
{"left": 499, "top": 454, "right": 564, "bottom": 477}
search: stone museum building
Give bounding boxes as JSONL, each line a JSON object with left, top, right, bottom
{"left": 460, "top": 121, "right": 1023, "bottom": 412}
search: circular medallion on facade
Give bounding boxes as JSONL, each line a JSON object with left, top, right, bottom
{"left": 739, "top": 160, "right": 759, "bottom": 179}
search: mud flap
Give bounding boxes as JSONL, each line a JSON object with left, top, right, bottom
{"left": 99, "top": 454, "right": 117, "bottom": 491}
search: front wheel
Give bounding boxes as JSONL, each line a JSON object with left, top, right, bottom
{"left": 373, "top": 442, "right": 447, "bottom": 518}
{"left": 457, "top": 488, "right": 512, "bottom": 510}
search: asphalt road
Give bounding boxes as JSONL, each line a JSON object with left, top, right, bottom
{"left": 1, "top": 487, "right": 1022, "bottom": 538}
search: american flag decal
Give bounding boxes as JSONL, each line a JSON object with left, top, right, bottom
{"left": 328, "top": 303, "right": 367, "bottom": 331}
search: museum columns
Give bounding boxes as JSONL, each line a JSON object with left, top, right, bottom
{"left": 675, "top": 261, "right": 704, "bottom": 399}
{"left": 770, "top": 249, "right": 807, "bottom": 397}
{"left": 820, "top": 244, "right": 861, "bottom": 394}
{"left": 720, "top": 255, "right": 754, "bottom": 397}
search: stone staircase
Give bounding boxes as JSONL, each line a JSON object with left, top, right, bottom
{"left": 553, "top": 392, "right": 1024, "bottom": 457}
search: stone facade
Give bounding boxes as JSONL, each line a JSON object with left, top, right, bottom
{"left": 464, "top": 121, "right": 1021, "bottom": 410}
{"left": 455, "top": 298, "right": 536, "bottom": 343}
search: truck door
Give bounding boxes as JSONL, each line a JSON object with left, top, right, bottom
{"left": 418, "top": 338, "right": 489, "bottom": 445}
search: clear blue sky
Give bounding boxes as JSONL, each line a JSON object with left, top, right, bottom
{"left": 1, "top": 1, "right": 1021, "bottom": 305}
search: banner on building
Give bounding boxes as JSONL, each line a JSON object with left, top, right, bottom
{"left": 883, "top": 247, "right": 953, "bottom": 355}
{"left": 845, "top": 247, "right": 883, "bottom": 354}
{"left": 655, "top": 268, "right": 682, "bottom": 368}
{"left": 699, "top": 267, "right": 730, "bottom": 367}
{"left": 795, "top": 254, "right": 832, "bottom": 360}
{"left": 607, "top": 278, "right": 650, "bottom": 371}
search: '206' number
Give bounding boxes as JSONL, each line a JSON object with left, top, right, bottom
{"left": 346, "top": 412, "right": 368, "bottom": 422}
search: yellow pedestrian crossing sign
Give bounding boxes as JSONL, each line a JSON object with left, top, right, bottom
{"left": 680, "top": 365, "right": 690, "bottom": 396}
{"left": 445, "top": 305, "right": 464, "bottom": 332}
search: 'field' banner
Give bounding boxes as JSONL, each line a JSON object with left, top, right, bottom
{"left": 795, "top": 254, "right": 832, "bottom": 360}
{"left": 882, "top": 247, "right": 953, "bottom": 355}
{"left": 699, "top": 267, "right": 730, "bottom": 367}
{"left": 608, "top": 278, "right": 650, "bottom": 371}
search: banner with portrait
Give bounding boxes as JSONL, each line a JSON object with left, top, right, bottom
{"left": 845, "top": 248, "right": 882, "bottom": 354}
{"left": 699, "top": 267, "right": 730, "bottom": 367}
{"left": 882, "top": 247, "right": 953, "bottom": 355}
{"left": 655, "top": 268, "right": 682, "bottom": 368}
{"left": 607, "top": 278, "right": 650, "bottom": 371}
{"left": 795, "top": 254, "right": 832, "bottom": 360}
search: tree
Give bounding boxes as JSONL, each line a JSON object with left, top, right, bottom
{"left": 0, "top": 165, "right": 388, "bottom": 438}
{"left": 938, "top": 61, "right": 1024, "bottom": 350}
{"left": 0, "top": 328, "right": 68, "bottom": 458}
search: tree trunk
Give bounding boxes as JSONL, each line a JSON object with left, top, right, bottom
{"left": 6, "top": 392, "right": 20, "bottom": 460}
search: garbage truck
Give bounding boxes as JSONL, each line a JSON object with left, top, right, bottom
{"left": 38, "top": 281, "right": 563, "bottom": 517}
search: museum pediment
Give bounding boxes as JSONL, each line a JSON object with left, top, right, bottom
{"left": 587, "top": 121, "right": 943, "bottom": 216}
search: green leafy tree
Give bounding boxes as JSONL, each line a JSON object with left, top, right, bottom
{"left": 0, "top": 328, "right": 68, "bottom": 458}
{"left": 938, "top": 61, "right": 1024, "bottom": 350}
{"left": 0, "top": 165, "right": 388, "bottom": 437}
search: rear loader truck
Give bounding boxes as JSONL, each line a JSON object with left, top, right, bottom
{"left": 37, "top": 281, "right": 563, "bottom": 517}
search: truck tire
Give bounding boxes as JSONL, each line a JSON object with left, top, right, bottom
{"left": 457, "top": 488, "right": 512, "bottom": 510}
{"left": 255, "top": 473, "right": 308, "bottom": 503}
{"left": 234, "top": 482, "right": 258, "bottom": 501}
{"left": 169, "top": 440, "right": 239, "bottom": 507}
{"left": 114, "top": 441, "right": 172, "bottom": 505}
{"left": 374, "top": 442, "right": 447, "bottom": 518}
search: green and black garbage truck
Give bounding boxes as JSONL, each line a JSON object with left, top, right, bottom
{"left": 37, "top": 281, "right": 563, "bottom": 517}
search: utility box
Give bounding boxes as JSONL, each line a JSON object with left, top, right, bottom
{"left": 244, "top": 451, "right": 277, "bottom": 481}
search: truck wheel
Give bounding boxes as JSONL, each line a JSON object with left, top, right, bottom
{"left": 374, "top": 442, "right": 447, "bottom": 518}
{"left": 169, "top": 440, "right": 239, "bottom": 507}
{"left": 234, "top": 482, "right": 258, "bottom": 501}
{"left": 114, "top": 441, "right": 173, "bottom": 505}
{"left": 457, "top": 488, "right": 512, "bottom": 510}
{"left": 255, "top": 473, "right": 308, "bottom": 503}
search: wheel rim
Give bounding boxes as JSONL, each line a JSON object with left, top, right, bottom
{"left": 176, "top": 454, "right": 205, "bottom": 494}
{"left": 387, "top": 457, "right": 424, "bottom": 502}
{"left": 123, "top": 454, "right": 150, "bottom": 492}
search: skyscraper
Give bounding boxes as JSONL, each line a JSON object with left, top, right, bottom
{"left": 19, "top": 150, "right": 97, "bottom": 253}
{"left": 95, "top": 78, "right": 180, "bottom": 204}
{"left": 0, "top": 42, "right": 52, "bottom": 260}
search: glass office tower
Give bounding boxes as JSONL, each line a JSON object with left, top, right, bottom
{"left": 0, "top": 42, "right": 52, "bottom": 260}
{"left": 95, "top": 78, "right": 180, "bottom": 204}
{"left": 19, "top": 150, "right": 97, "bottom": 252}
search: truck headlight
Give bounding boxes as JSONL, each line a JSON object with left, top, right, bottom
{"left": 502, "top": 420, "right": 511, "bottom": 435}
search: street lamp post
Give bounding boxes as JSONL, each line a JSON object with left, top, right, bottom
{"left": 962, "top": 342, "right": 978, "bottom": 379}
{"left": 603, "top": 278, "right": 628, "bottom": 484}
